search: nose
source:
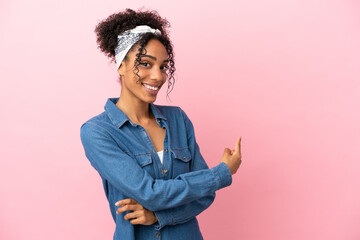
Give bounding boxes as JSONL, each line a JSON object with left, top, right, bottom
{"left": 150, "top": 66, "right": 165, "bottom": 81}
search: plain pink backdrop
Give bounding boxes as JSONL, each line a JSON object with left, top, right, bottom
{"left": 1, "top": 0, "right": 359, "bottom": 239}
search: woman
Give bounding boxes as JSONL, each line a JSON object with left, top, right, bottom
{"left": 80, "top": 8, "right": 242, "bottom": 240}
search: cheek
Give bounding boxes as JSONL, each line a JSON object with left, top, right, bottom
{"left": 132, "top": 69, "right": 146, "bottom": 81}
{"left": 163, "top": 72, "right": 169, "bottom": 82}
{"left": 128, "top": 70, "right": 143, "bottom": 83}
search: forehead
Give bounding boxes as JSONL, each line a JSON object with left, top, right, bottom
{"left": 132, "top": 39, "right": 168, "bottom": 60}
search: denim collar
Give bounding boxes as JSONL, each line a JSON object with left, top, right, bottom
{"left": 104, "top": 97, "right": 167, "bottom": 128}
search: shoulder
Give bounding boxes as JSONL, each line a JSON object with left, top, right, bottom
{"left": 83, "top": 111, "right": 109, "bottom": 125}
{"left": 80, "top": 112, "right": 112, "bottom": 139}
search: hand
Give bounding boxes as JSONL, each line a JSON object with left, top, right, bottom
{"left": 220, "top": 136, "right": 242, "bottom": 175}
{"left": 115, "top": 198, "right": 158, "bottom": 225}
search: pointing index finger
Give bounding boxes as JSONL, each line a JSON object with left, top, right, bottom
{"left": 234, "top": 136, "right": 241, "bottom": 155}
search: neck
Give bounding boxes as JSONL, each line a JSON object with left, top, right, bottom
{"left": 116, "top": 92, "right": 153, "bottom": 125}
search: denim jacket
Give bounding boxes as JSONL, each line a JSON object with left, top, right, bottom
{"left": 80, "top": 97, "right": 232, "bottom": 240}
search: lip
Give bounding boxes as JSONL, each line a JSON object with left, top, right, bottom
{"left": 142, "top": 82, "right": 162, "bottom": 87}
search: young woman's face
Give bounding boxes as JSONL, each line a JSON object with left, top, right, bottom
{"left": 118, "top": 39, "right": 169, "bottom": 104}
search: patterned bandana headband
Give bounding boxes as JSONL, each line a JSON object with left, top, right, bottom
{"left": 115, "top": 25, "right": 162, "bottom": 69}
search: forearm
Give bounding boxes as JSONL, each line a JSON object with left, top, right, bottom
{"left": 120, "top": 162, "right": 229, "bottom": 211}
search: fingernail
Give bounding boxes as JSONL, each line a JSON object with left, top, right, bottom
{"left": 115, "top": 202, "right": 119, "bottom": 206}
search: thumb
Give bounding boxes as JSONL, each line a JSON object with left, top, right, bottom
{"left": 223, "top": 148, "right": 232, "bottom": 156}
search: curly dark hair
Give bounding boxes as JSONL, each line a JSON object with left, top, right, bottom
{"left": 94, "top": 8, "right": 176, "bottom": 97}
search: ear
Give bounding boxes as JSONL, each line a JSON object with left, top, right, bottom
{"left": 117, "top": 62, "right": 126, "bottom": 75}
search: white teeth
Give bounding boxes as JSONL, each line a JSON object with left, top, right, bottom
{"left": 143, "top": 84, "right": 159, "bottom": 91}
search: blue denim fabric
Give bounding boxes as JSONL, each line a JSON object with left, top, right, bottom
{"left": 80, "top": 97, "right": 232, "bottom": 240}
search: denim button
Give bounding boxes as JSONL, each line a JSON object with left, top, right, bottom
{"left": 165, "top": 149, "right": 168, "bottom": 152}
{"left": 171, "top": 148, "right": 192, "bottom": 177}
{"left": 156, "top": 232, "right": 160, "bottom": 238}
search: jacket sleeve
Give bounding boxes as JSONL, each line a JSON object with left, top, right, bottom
{"left": 153, "top": 108, "right": 217, "bottom": 229}
{"left": 80, "top": 121, "right": 232, "bottom": 212}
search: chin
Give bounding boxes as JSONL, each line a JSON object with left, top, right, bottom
{"left": 142, "top": 95, "right": 158, "bottom": 104}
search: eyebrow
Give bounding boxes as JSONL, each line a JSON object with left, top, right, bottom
{"left": 140, "top": 54, "right": 169, "bottom": 63}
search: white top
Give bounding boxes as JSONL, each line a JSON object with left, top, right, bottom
{"left": 157, "top": 150, "right": 164, "bottom": 165}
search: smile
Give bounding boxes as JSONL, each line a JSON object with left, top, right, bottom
{"left": 142, "top": 83, "right": 159, "bottom": 91}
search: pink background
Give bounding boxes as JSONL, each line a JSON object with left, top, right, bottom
{"left": 1, "top": 0, "right": 359, "bottom": 239}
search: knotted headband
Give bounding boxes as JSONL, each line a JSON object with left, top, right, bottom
{"left": 115, "top": 25, "right": 162, "bottom": 69}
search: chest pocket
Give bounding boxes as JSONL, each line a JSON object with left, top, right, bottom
{"left": 134, "top": 153, "right": 155, "bottom": 178}
{"left": 171, "top": 148, "right": 192, "bottom": 178}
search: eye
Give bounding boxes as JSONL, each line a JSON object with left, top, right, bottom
{"left": 161, "top": 65, "right": 169, "bottom": 71}
{"left": 140, "top": 62, "right": 150, "bottom": 67}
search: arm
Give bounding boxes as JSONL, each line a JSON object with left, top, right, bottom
{"left": 80, "top": 121, "right": 232, "bottom": 212}
{"left": 152, "top": 108, "right": 217, "bottom": 229}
